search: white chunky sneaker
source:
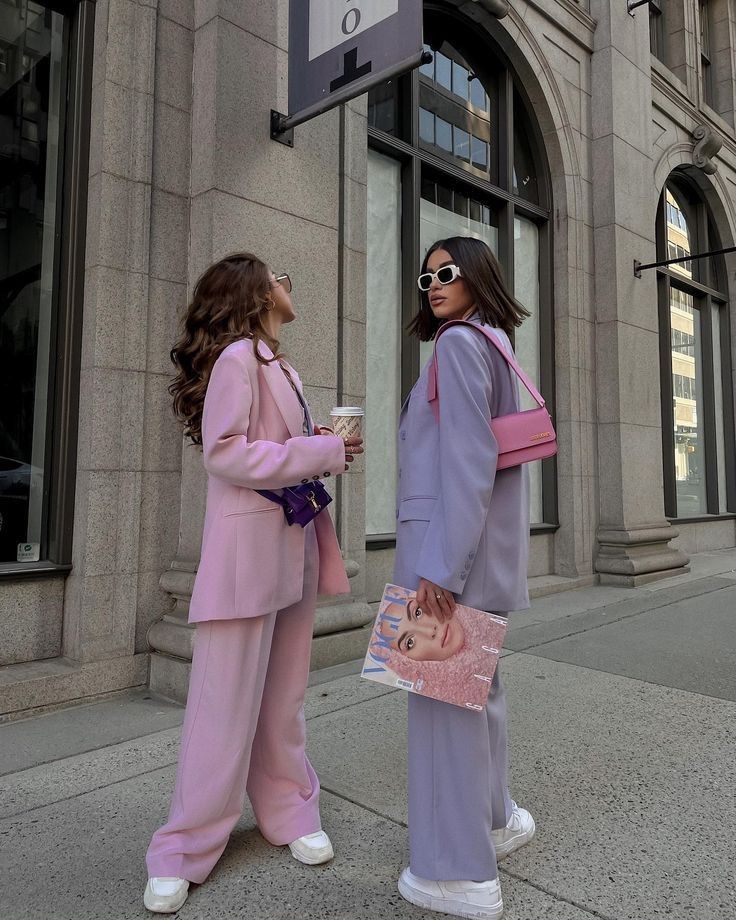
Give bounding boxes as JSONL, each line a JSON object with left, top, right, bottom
{"left": 288, "top": 830, "right": 334, "bottom": 865}
{"left": 491, "top": 801, "right": 536, "bottom": 859}
{"left": 143, "top": 877, "right": 189, "bottom": 914}
{"left": 398, "top": 867, "right": 503, "bottom": 919}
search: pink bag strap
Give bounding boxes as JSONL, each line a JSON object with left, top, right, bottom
{"left": 427, "top": 319, "right": 546, "bottom": 420}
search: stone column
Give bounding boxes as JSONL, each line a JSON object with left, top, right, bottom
{"left": 590, "top": 0, "right": 689, "bottom": 585}
{"left": 148, "top": 1, "right": 372, "bottom": 701}
{"left": 64, "top": 0, "right": 161, "bottom": 666}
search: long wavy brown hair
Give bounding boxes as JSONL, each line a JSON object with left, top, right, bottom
{"left": 169, "top": 253, "right": 283, "bottom": 444}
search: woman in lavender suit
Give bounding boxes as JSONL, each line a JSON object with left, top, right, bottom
{"left": 394, "top": 237, "right": 536, "bottom": 920}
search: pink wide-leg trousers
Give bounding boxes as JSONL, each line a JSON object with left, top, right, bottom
{"left": 146, "top": 526, "right": 321, "bottom": 884}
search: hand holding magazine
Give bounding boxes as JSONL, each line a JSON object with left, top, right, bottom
{"left": 361, "top": 584, "right": 508, "bottom": 711}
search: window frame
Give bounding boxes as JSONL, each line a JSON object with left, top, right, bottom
{"left": 365, "top": 4, "right": 557, "bottom": 546}
{"left": 699, "top": 0, "right": 714, "bottom": 107}
{"left": 0, "top": 0, "right": 95, "bottom": 578}
{"left": 649, "top": 0, "right": 665, "bottom": 63}
{"left": 656, "top": 177, "right": 736, "bottom": 522}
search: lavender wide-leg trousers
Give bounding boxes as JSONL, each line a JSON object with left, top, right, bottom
{"left": 407, "top": 661, "right": 512, "bottom": 882}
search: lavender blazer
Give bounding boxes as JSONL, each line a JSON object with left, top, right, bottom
{"left": 393, "top": 319, "right": 531, "bottom": 613}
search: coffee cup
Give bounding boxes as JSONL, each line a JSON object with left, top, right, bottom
{"left": 330, "top": 406, "right": 365, "bottom": 442}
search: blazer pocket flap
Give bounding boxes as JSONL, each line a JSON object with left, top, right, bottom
{"left": 398, "top": 497, "right": 436, "bottom": 522}
{"left": 225, "top": 490, "right": 281, "bottom": 516}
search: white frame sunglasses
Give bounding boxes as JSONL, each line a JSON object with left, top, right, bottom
{"left": 417, "top": 264, "right": 463, "bottom": 292}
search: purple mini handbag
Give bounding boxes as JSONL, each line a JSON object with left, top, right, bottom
{"left": 257, "top": 483, "right": 332, "bottom": 527}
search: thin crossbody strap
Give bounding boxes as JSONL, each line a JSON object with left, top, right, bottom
{"left": 427, "top": 319, "right": 546, "bottom": 409}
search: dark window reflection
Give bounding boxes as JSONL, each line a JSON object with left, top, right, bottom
{"left": 368, "top": 79, "right": 399, "bottom": 136}
{"left": 0, "top": 1, "right": 67, "bottom": 563}
{"left": 513, "top": 90, "right": 538, "bottom": 203}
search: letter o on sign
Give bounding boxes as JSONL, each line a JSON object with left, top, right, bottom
{"left": 342, "top": 7, "right": 361, "bottom": 35}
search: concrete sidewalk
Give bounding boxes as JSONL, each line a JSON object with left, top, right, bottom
{"left": 1, "top": 549, "right": 735, "bottom": 920}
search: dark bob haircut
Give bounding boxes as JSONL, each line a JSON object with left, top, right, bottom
{"left": 408, "top": 236, "right": 530, "bottom": 341}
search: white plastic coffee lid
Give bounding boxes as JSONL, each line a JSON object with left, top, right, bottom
{"left": 331, "top": 406, "right": 365, "bottom": 415}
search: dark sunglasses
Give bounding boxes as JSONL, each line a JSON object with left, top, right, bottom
{"left": 417, "top": 264, "right": 462, "bottom": 292}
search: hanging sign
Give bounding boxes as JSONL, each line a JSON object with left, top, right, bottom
{"left": 272, "top": 0, "right": 424, "bottom": 140}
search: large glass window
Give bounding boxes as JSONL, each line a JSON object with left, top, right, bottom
{"left": 0, "top": 0, "right": 84, "bottom": 568}
{"left": 365, "top": 8, "right": 555, "bottom": 539}
{"left": 657, "top": 179, "right": 734, "bottom": 519}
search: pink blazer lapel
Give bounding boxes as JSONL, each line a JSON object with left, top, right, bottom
{"left": 257, "top": 342, "right": 305, "bottom": 439}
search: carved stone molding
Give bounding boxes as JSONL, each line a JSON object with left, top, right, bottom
{"left": 692, "top": 124, "right": 723, "bottom": 175}
{"left": 466, "top": 0, "right": 510, "bottom": 19}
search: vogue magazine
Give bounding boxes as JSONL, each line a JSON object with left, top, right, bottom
{"left": 361, "top": 584, "right": 508, "bottom": 710}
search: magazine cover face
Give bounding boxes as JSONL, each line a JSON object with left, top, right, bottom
{"left": 361, "top": 584, "right": 508, "bottom": 710}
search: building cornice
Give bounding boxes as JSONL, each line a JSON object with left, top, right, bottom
{"left": 652, "top": 67, "right": 736, "bottom": 162}
{"left": 520, "top": 0, "right": 597, "bottom": 51}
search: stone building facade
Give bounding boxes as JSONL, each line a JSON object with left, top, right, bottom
{"left": 1, "top": 0, "right": 734, "bottom": 716}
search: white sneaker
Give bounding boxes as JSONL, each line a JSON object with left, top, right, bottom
{"left": 288, "top": 830, "right": 334, "bottom": 865}
{"left": 398, "top": 867, "right": 503, "bottom": 919}
{"left": 143, "top": 877, "right": 189, "bottom": 914}
{"left": 491, "top": 801, "right": 536, "bottom": 859}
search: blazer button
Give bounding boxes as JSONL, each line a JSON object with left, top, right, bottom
{"left": 323, "top": 472, "right": 331, "bottom": 477}
{"left": 312, "top": 475, "right": 320, "bottom": 481}
{"left": 301, "top": 479, "right": 309, "bottom": 484}
{"left": 460, "top": 572, "right": 467, "bottom": 580}
{"left": 400, "top": 431, "right": 407, "bottom": 440}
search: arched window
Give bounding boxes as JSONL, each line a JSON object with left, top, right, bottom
{"left": 365, "top": 5, "right": 555, "bottom": 542}
{"left": 657, "top": 175, "right": 735, "bottom": 518}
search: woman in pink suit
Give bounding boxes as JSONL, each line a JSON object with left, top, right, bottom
{"left": 143, "top": 253, "right": 363, "bottom": 914}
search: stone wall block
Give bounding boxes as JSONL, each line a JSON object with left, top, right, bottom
{"left": 341, "top": 319, "right": 367, "bottom": 406}
{"left": 199, "top": 24, "right": 340, "bottom": 228}
{"left": 188, "top": 191, "right": 216, "bottom": 280}
{"left": 105, "top": 0, "right": 157, "bottom": 95}
{"left": 593, "top": 223, "right": 659, "bottom": 332}
{"left": 100, "top": 80, "right": 154, "bottom": 181}
{"left": 0, "top": 579, "right": 64, "bottom": 667}
{"left": 78, "top": 471, "right": 120, "bottom": 576}
{"left": 596, "top": 422, "right": 625, "bottom": 524}
{"left": 152, "top": 102, "right": 191, "bottom": 196}
{"left": 80, "top": 266, "right": 125, "bottom": 371}
{"left": 138, "top": 471, "right": 182, "bottom": 572}
{"left": 135, "top": 571, "right": 175, "bottom": 652}
{"left": 160, "top": 0, "right": 195, "bottom": 30}
{"left": 149, "top": 189, "right": 190, "bottom": 282}
{"left": 190, "top": 17, "right": 218, "bottom": 196}
{"left": 141, "top": 374, "right": 184, "bottom": 472}
{"left": 82, "top": 368, "right": 145, "bottom": 471}
{"left": 618, "top": 424, "right": 669, "bottom": 524}
{"left": 598, "top": 322, "right": 662, "bottom": 428}
{"left": 342, "top": 176, "right": 368, "bottom": 256}
{"left": 147, "top": 278, "right": 187, "bottom": 374}
{"left": 154, "top": 16, "right": 193, "bottom": 112}
{"left": 194, "top": 0, "right": 288, "bottom": 49}
{"left": 344, "top": 104, "right": 368, "bottom": 187}
{"left": 80, "top": 269, "right": 150, "bottom": 373}
{"left": 116, "top": 471, "right": 144, "bottom": 575}
{"left": 91, "top": 174, "right": 152, "bottom": 274}
{"left": 342, "top": 244, "right": 367, "bottom": 324}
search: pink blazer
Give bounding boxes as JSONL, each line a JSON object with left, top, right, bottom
{"left": 188, "top": 337, "right": 350, "bottom": 623}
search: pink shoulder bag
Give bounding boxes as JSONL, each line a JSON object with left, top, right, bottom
{"left": 427, "top": 320, "right": 557, "bottom": 470}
